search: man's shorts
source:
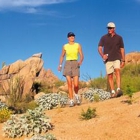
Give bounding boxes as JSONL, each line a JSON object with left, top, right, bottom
{"left": 105, "top": 60, "right": 120, "bottom": 74}
{"left": 63, "top": 60, "right": 80, "bottom": 77}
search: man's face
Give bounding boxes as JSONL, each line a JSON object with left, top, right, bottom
{"left": 107, "top": 27, "right": 115, "bottom": 34}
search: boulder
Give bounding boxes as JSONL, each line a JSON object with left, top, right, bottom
{"left": 125, "top": 52, "right": 140, "bottom": 64}
{"left": 0, "top": 53, "right": 44, "bottom": 95}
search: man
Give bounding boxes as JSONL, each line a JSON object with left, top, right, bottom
{"left": 98, "top": 22, "right": 125, "bottom": 98}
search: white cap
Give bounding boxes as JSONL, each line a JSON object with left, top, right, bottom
{"left": 107, "top": 22, "right": 115, "bottom": 28}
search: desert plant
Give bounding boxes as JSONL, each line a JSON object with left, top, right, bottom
{"left": 3, "top": 108, "right": 52, "bottom": 138}
{"left": 35, "top": 93, "right": 68, "bottom": 110}
{"left": 80, "top": 107, "right": 97, "bottom": 120}
{"left": 0, "top": 101, "right": 7, "bottom": 108}
{"left": 27, "top": 133, "right": 56, "bottom": 140}
{"left": 0, "top": 107, "right": 11, "bottom": 123}
{"left": 9, "top": 101, "right": 38, "bottom": 114}
{"left": 93, "top": 93, "right": 100, "bottom": 102}
{"left": 5, "top": 76, "right": 24, "bottom": 107}
{"left": 2, "top": 62, "right": 6, "bottom": 68}
{"left": 88, "top": 77, "right": 108, "bottom": 90}
{"left": 54, "top": 80, "right": 65, "bottom": 88}
{"left": 83, "top": 88, "right": 110, "bottom": 102}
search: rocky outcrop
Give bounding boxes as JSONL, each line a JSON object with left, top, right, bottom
{"left": 125, "top": 52, "right": 140, "bottom": 64}
{"left": 0, "top": 53, "right": 44, "bottom": 95}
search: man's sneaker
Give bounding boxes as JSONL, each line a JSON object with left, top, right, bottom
{"left": 69, "top": 100, "right": 74, "bottom": 107}
{"left": 116, "top": 89, "right": 123, "bottom": 97}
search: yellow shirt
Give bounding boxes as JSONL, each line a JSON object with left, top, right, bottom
{"left": 64, "top": 43, "right": 79, "bottom": 60}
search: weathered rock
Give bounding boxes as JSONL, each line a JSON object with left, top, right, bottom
{"left": 0, "top": 53, "right": 44, "bottom": 95}
{"left": 125, "top": 52, "right": 140, "bottom": 64}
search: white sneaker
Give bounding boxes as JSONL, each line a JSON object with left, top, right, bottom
{"left": 69, "top": 100, "right": 74, "bottom": 107}
{"left": 75, "top": 95, "right": 81, "bottom": 105}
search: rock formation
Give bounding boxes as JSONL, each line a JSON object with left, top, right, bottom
{"left": 0, "top": 53, "right": 58, "bottom": 96}
{"left": 125, "top": 51, "right": 140, "bottom": 64}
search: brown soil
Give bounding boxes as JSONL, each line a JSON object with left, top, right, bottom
{"left": 0, "top": 92, "right": 140, "bottom": 140}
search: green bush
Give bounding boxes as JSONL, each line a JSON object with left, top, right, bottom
{"left": 80, "top": 107, "right": 97, "bottom": 120}
{"left": 0, "top": 107, "right": 11, "bottom": 123}
{"left": 54, "top": 80, "right": 65, "bottom": 88}
{"left": 88, "top": 77, "right": 108, "bottom": 90}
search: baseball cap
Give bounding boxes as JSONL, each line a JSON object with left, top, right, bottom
{"left": 107, "top": 22, "right": 115, "bottom": 28}
{"left": 67, "top": 32, "right": 75, "bottom": 37}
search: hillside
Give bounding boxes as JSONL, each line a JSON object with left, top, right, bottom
{"left": 0, "top": 92, "right": 140, "bottom": 140}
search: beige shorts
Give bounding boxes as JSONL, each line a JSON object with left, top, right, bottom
{"left": 105, "top": 60, "right": 120, "bottom": 74}
{"left": 63, "top": 60, "right": 80, "bottom": 77}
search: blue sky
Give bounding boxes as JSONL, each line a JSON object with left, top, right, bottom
{"left": 0, "top": 0, "right": 140, "bottom": 81}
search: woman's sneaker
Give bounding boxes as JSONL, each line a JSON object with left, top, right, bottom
{"left": 69, "top": 100, "right": 74, "bottom": 107}
{"left": 75, "top": 95, "right": 81, "bottom": 105}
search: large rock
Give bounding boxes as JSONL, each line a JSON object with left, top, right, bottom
{"left": 0, "top": 53, "right": 44, "bottom": 95}
{"left": 125, "top": 52, "right": 140, "bottom": 64}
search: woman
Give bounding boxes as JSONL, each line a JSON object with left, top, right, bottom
{"left": 58, "top": 32, "right": 84, "bottom": 107}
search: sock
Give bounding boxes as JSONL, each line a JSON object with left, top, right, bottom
{"left": 75, "top": 94, "right": 79, "bottom": 99}
{"left": 117, "top": 88, "right": 120, "bottom": 91}
{"left": 70, "top": 99, "right": 74, "bottom": 102}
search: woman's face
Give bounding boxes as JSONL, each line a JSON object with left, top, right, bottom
{"left": 68, "top": 36, "right": 75, "bottom": 42}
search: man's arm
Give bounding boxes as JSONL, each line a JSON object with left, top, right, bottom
{"left": 98, "top": 46, "right": 104, "bottom": 58}
{"left": 120, "top": 48, "right": 125, "bottom": 68}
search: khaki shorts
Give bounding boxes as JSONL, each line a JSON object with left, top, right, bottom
{"left": 105, "top": 60, "right": 120, "bottom": 74}
{"left": 63, "top": 60, "right": 80, "bottom": 77}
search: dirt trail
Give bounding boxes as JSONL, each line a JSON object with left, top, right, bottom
{"left": 0, "top": 92, "right": 140, "bottom": 140}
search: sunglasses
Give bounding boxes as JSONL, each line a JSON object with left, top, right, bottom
{"left": 107, "top": 27, "right": 114, "bottom": 29}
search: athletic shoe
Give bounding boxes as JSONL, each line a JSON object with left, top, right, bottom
{"left": 75, "top": 95, "right": 81, "bottom": 105}
{"left": 116, "top": 89, "right": 123, "bottom": 97}
{"left": 69, "top": 100, "right": 74, "bottom": 107}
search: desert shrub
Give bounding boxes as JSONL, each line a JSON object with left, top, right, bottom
{"left": 28, "top": 133, "right": 56, "bottom": 140}
{"left": 35, "top": 93, "right": 68, "bottom": 110}
{"left": 83, "top": 88, "right": 110, "bottom": 102}
{"left": 80, "top": 107, "right": 97, "bottom": 120}
{"left": 121, "top": 64, "right": 140, "bottom": 77}
{"left": 121, "top": 64, "right": 140, "bottom": 93}
{"left": 5, "top": 76, "right": 24, "bottom": 107}
{"left": 3, "top": 108, "right": 52, "bottom": 138}
{"left": 79, "top": 81, "right": 87, "bottom": 89}
{"left": 0, "top": 107, "right": 11, "bottom": 123}
{"left": 88, "top": 77, "right": 108, "bottom": 90}
{"left": 9, "top": 101, "right": 38, "bottom": 114}
{"left": 0, "top": 101, "right": 7, "bottom": 108}
{"left": 93, "top": 93, "right": 100, "bottom": 102}
{"left": 38, "top": 82, "right": 54, "bottom": 94}
{"left": 54, "top": 80, "right": 65, "bottom": 88}
{"left": 121, "top": 75, "right": 140, "bottom": 95}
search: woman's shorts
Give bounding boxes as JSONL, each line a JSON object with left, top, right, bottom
{"left": 63, "top": 60, "right": 80, "bottom": 77}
